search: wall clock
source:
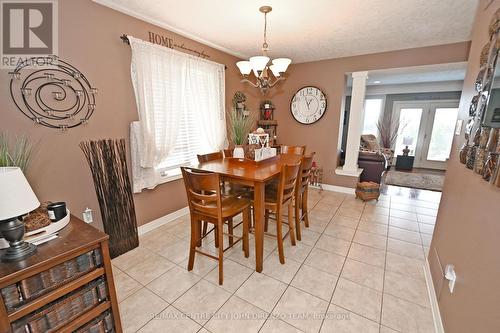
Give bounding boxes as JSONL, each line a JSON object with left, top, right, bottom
{"left": 290, "top": 86, "right": 327, "bottom": 124}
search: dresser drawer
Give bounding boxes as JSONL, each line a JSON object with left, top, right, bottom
{"left": 74, "top": 311, "right": 114, "bottom": 333}
{"left": 11, "top": 278, "right": 108, "bottom": 333}
{"left": 1, "top": 249, "right": 103, "bottom": 313}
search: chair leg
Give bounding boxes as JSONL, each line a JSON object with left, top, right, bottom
{"left": 214, "top": 225, "right": 219, "bottom": 248}
{"left": 217, "top": 220, "right": 224, "bottom": 285}
{"left": 196, "top": 221, "right": 203, "bottom": 247}
{"left": 202, "top": 221, "right": 208, "bottom": 237}
{"left": 288, "top": 201, "right": 296, "bottom": 246}
{"left": 276, "top": 208, "right": 285, "bottom": 264}
{"left": 303, "top": 188, "right": 310, "bottom": 228}
{"left": 243, "top": 207, "right": 250, "bottom": 258}
{"left": 294, "top": 193, "right": 302, "bottom": 241}
{"left": 188, "top": 217, "right": 197, "bottom": 271}
{"left": 264, "top": 209, "right": 269, "bottom": 232}
{"left": 250, "top": 206, "right": 254, "bottom": 230}
{"left": 228, "top": 217, "right": 234, "bottom": 246}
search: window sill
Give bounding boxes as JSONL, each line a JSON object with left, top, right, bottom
{"left": 157, "top": 168, "right": 183, "bottom": 184}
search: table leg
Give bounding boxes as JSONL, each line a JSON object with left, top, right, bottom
{"left": 254, "top": 181, "right": 265, "bottom": 273}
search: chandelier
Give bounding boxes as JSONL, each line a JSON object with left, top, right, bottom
{"left": 236, "top": 6, "right": 291, "bottom": 94}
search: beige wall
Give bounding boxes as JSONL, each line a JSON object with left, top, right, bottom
{"left": 0, "top": 0, "right": 473, "bottom": 232}
{"left": 429, "top": 1, "right": 500, "bottom": 332}
{"left": 0, "top": 0, "right": 257, "bottom": 229}
{"left": 265, "top": 43, "right": 470, "bottom": 187}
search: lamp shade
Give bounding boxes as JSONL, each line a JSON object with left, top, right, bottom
{"left": 402, "top": 136, "right": 414, "bottom": 146}
{"left": 0, "top": 167, "right": 40, "bottom": 220}
{"left": 236, "top": 61, "right": 252, "bottom": 75}
{"left": 269, "top": 65, "right": 280, "bottom": 77}
{"left": 272, "top": 58, "right": 292, "bottom": 73}
{"left": 249, "top": 56, "right": 270, "bottom": 76}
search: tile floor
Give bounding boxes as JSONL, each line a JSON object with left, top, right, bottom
{"left": 112, "top": 186, "right": 440, "bottom": 333}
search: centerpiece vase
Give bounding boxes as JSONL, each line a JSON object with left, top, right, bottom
{"left": 233, "top": 145, "right": 245, "bottom": 159}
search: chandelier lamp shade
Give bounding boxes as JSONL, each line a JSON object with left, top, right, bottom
{"left": 236, "top": 6, "right": 291, "bottom": 94}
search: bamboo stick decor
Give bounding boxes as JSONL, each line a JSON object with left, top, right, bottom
{"left": 80, "top": 139, "right": 138, "bottom": 258}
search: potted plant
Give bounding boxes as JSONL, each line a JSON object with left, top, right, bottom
{"left": 228, "top": 111, "right": 255, "bottom": 158}
{"left": 0, "top": 133, "right": 35, "bottom": 173}
{"left": 376, "top": 118, "right": 404, "bottom": 168}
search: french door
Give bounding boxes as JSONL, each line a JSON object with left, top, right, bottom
{"left": 393, "top": 100, "right": 459, "bottom": 169}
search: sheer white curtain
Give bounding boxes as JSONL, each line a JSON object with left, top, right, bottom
{"left": 128, "top": 36, "right": 226, "bottom": 193}
{"left": 187, "top": 60, "right": 227, "bottom": 152}
{"left": 129, "top": 36, "right": 184, "bottom": 168}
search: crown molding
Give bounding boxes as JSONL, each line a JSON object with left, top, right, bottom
{"left": 92, "top": 0, "right": 247, "bottom": 59}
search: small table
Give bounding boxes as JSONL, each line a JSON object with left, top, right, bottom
{"left": 395, "top": 155, "right": 415, "bottom": 170}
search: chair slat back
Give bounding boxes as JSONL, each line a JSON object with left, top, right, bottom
{"left": 223, "top": 149, "right": 233, "bottom": 158}
{"left": 281, "top": 145, "right": 306, "bottom": 156}
{"left": 298, "top": 153, "right": 315, "bottom": 192}
{"left": 277, "top": 162, "right": 301, "bottom": 205}
{"left": 181, "top": 167, "right": 222, "bottom": 217}
{"left": 197, "top": 151, "right": 224, "bottom": 163}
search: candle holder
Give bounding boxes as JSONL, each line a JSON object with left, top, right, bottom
{"left": 9, "top": 56, "right": 97, "bottom": 130}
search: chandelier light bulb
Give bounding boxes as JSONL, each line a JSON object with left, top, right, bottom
{"left": 236, "top": 61, "right": 252, "bottom": 75}
{"left": 272, "top": 58, "right": 292, "bottom": 73}
{"left": 269, "top": 65, "right": 280, "bottom": 77}
{"left": 249, "top": 56, "right": 270, "bottom": 76}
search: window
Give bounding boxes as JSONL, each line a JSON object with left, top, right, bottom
{"left": 155, "top": 83, "right": 204, "bottom": 176}
{"left": 362, "top": 98, "right": 383, "bottom": 136}
{"left": 129, "top": 37, "right": 226, "bottom": 192}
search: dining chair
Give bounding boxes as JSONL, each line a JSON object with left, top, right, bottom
{"left": 181, "top": 167, "right": 250, "bottom": 285}
{"left": 281, "top": 145, "right": 306, "bottom": 155}
{"left": 294, "top": 153, "right": 315, "bottom": 241}
{"left": 197, "top": 151, "right": 224, "bottom": 163}
{"left": 196, "top": 151, "right": 248, "bottom": 245}
{"left": 223, "top": 149, "right": 233, "bottom": 158}
{"left": 253, "top": 162, "right": 301, "bottom": 264}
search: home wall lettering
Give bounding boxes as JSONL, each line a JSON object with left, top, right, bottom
{"left": 148, "top": 31, "right": 210, "bottom": 59}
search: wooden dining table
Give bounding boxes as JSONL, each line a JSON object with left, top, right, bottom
{"left": 195, "top": 153, "right": 302, "bottom": 272}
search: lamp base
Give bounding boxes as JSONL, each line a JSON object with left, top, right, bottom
{"left": 2, "top": 241, "right": 37, "bottom": 262}
{"left": 0, "top": 217, "right": 37, "bottom": 262}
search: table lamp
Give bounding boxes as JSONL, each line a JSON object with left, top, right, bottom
{"left": 402, "top": 137, "right": 414, "bottom": 156}
{"left": 0, "top": 167, "right": 40, "bottom": 261}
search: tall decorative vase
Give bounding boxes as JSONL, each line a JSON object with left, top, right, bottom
{"left": 233, "top": 145, "right": 245, "bottom": 159}
{"left": 80, "top": 139, "right": 139, "bottom": 258}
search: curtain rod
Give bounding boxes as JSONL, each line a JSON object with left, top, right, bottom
{"left": 120, "top": 34, "right": 227, "bottom": 70}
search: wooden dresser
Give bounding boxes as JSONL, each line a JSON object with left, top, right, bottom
{"left": 0, "top": 216, "right": 122, "bottom": 333}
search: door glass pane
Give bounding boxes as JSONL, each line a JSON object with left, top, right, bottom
{"left": 362, "top": 99, "right": 383, "bottom": 136}
{"left": 395, "top": 108, "right": 423, "bottom": 156}
{"left": 426, "top": 108, "right": 459, "bottom": 161}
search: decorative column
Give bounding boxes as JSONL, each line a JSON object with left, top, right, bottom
{"left": 338, "top": 71, "right": 368, "bottom": 177}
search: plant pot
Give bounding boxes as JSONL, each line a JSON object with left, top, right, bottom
{"left": 233, "top": 145, "right": 245, "bottom": 159}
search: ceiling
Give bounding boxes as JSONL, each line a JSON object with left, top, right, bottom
{"left": 94, "top": 0, "right": 478, "bottom": 63}
{"left": 346, "top": 62, "right": 468, "bottom": 86}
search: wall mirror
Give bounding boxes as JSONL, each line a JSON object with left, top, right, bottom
{"left": 482, "top": 34, "right": 500, "bottom": 128}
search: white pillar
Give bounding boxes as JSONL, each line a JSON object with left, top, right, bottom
{"left": 340, "top": 71, "right": 368, "bottom": 176}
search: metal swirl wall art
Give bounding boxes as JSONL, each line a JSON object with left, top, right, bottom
{"left": 9, "top": 55, "right": 97, "bottom": 130}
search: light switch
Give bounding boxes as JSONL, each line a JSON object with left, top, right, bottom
{"left": 83, "top": 207, "right": 93, "bottom": 223}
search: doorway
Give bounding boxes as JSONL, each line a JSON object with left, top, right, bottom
{"left": 393, "top": 100, "right": 459, "bottom": 169}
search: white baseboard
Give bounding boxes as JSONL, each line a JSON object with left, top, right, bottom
{"left": 137, "top": 206, "right": 189, "bottom": 235}
{"left": 314, "top": 183, "right": 356, "bottom": 194}
{"left": 424, "top": 258, "right": 445, "bottom": 333}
